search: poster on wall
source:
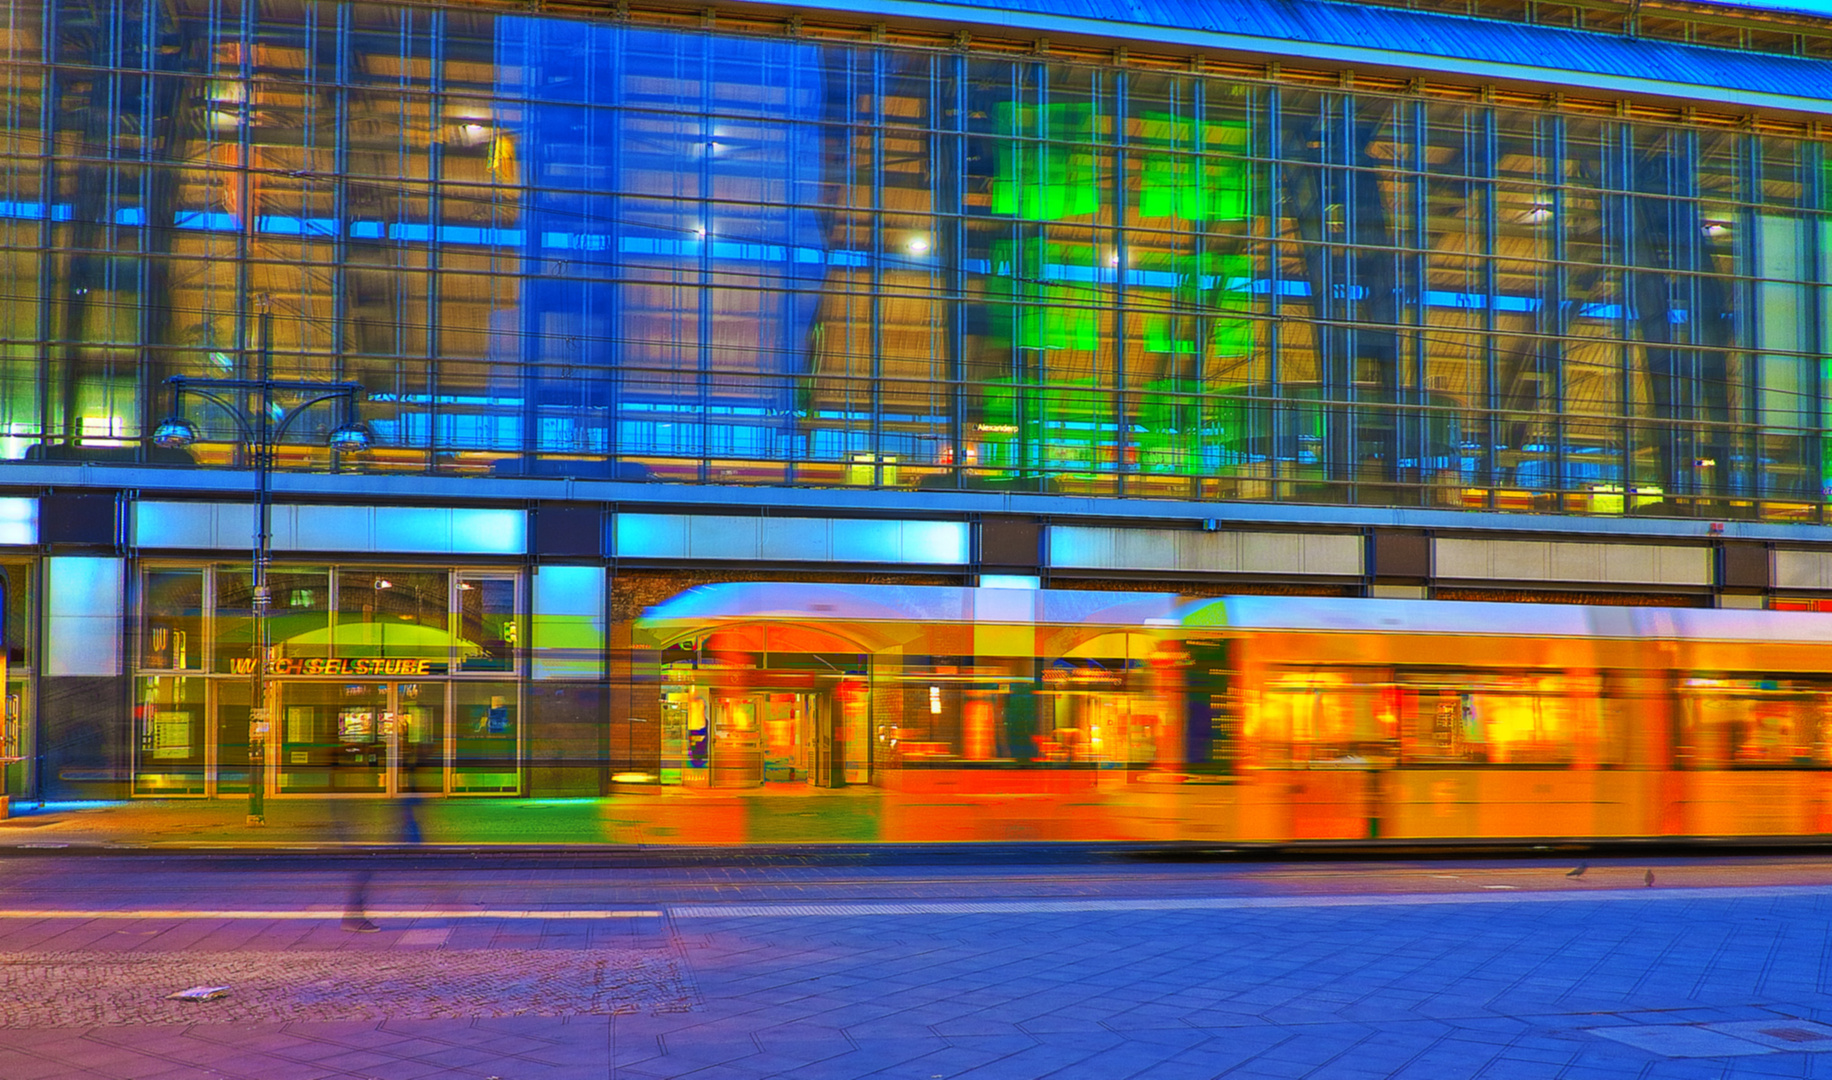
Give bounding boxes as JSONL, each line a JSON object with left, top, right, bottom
{"left": 151, "top": 711, "right": 192, "bottom": 760}
{"left": 340, "top": 710, "right": 373, "bottom": 742}
{"left": 286, "top": 706, "right": 313, "bottom": 746}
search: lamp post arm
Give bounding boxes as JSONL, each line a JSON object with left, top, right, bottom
{"left": 271, "top": 389, "right": 363, "bottom": 444}
{"left": 167, "top": 386, "right": 260, "bottom": 445}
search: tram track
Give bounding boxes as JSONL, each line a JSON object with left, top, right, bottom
{"left": 7, "top": 857, "right": 1832, "bottom": 911}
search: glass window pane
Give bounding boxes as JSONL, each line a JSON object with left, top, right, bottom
{"left": 142, "top": 568, "right": 205, "bottom": 671}
{"left": 135, "top": 676, "right": 206, "bottom": 796}
{"left": 453, "top": 681, "right": 518, "bottom": 793}
{"left": 457, "top": 575, "right": 518, "bottom": 672}
{"left": 336, "top": 570, "right": 450, "bottom": 666}
{"left": 218, "top": 567, "right": 329, "bottom": 673}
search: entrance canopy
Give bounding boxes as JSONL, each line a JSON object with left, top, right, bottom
{"left": 279, "top": 621, "right": 483, "bottom": 659}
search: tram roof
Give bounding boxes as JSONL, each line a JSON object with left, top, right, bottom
{"left": 1182, "top": 595, "right": 1832, "bottom": 643}
{"left": 641, "top": 582, "right": 1832, "bottom": 644}
{"left": 639, "top": 581, "right": 1188, "bottom": 629}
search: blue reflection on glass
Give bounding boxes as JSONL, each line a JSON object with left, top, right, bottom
{"left": 495, "top": 20, "right": 829, "bottom": 456}
{"left": 47, "top": 556, "right": 123, "bottom": 677}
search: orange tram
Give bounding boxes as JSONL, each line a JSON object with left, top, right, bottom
{"left": 627, "top": 583, "right": 1832, "bottom": 845}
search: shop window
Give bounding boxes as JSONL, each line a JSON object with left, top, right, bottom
{"left": 214, "top": 680, "right": 254, "bottom": 795}
{"left": 130, "top": 562, "right": 529, "bottom": 800}
{"left": 396, "top": 681, "right": 446, "bottom": 795}
{"left": 335, "top": 570, "right": 451, "bottom": 672}
{"left": 0, "top": 561, "right": 30, "bottom": 671}
{"left": 453, "top": 681, "right": 518, "bottom": 793}
{"left": 0, "top": 559, "right": 31, "bottom": 797}
{"left": 216, "top": 567, "right": 330, "bottom": 673}
{"left": 135, "top": 676, "right": 206, "bottom": 796}
{"left": 142, "top": 568, "right": 204, "bottom": 671}
{"left": 457, "top": 575, "right": 518, "bottom": 672}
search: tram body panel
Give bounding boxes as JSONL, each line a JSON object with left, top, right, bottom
{"left": 878, "top": 790, "right": 1112, "bottom": 843}
{"left": 1380, "top": 771, "right": 1623, "bottom": 841}
{"left": 628, "top": 585, "right": 1832, "bottom": 845}
{"left": 1228, "top": 622, "right": 1660, "bottom": 842}
{"left": 1675, "top": 771, "right": 1814, "bottom": 837}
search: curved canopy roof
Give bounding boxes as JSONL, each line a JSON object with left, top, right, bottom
{"left": 280, "top": 622, "right": 481, "bottom": 655}
{"left": 790, "top": 0, "right": 1832, "bottom": 117}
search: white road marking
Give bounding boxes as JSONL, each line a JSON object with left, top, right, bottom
{"left": 0, "top": 908, "right": 662, "bottom": 920}
{"left": 667, "top": 884, "right": 1832, "bottom": 918}
{"left": 1, "top": 883, "right": 1827, "bottom": 922}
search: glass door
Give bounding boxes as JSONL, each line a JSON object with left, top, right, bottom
{"left": 394, "top": 682, "right": 445, "bottom": 794}
{"left": 276, "top": 683, "right": 388, "bottom": 795}
{"left": 270, "top": 683, "right": 447, "bottom": 796}
{"left": 760, "top": 693, "right": 808, "bottom": 783}
{"left": 711, "top": 695, "right": 763, "bottom": 787}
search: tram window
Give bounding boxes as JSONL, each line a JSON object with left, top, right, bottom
{"left": 1677, "top": 678, "right": 1832, "bottom": 769}
{"left": 1394, "top": 672, "right": 1604, "bottom": 767}
{"left": 1254, "top": 670, "right": 1394, "bottom": 768}
{"left": 1185, "top": 640, "right": 1232, "bottom": 774}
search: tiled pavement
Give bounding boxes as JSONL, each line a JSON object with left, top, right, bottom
{"left": 6, "top": 857, "right": 1832, "bottom": 1078}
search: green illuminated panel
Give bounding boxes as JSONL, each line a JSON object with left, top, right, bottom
{"left": 1137, "top": 115, "right": 1250, "bottom": 223}
{"left": 988, "top": 239, "right": 1102, "bottom": 352}
{"left": 992, "top": 103, "right": 1100, "bottom": 221}
{"left": 977, "top": 103, "right": 1259, "bottom": 480}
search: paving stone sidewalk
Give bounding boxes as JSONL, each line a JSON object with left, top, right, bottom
{"left": 5, "top": 859, "right": 1832, "bottom": 1078}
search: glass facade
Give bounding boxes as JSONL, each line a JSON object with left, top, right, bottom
{"left": 6, "top": 1, "right": 1832, "bottom": 518}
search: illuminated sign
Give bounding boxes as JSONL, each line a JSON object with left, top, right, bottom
{"left": 225, "top": 658, "right": 434, "bottom": 677}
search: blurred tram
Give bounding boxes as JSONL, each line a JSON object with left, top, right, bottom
{"left": 630, "top": 583, "right": 1832, "bottom": 844}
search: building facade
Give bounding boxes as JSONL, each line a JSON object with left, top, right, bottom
{"left": 7, "top": 0, "right": 1832, "bottom": 807}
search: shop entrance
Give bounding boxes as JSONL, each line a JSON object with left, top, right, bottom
{"left": 273, "top": 682, "right": 445, "bottom": 796}
{"left": 666, "top": 686, "right": 868, "bottom": 789}
{"left": 650, "top": 616, "right": 876, "bottom": 790}
{"left": 686, "top": 691, "right": 816, "bottom": 788}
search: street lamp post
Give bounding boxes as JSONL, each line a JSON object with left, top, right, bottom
{"left": 152, "top": 308, "right": 369, "bottom": 825}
